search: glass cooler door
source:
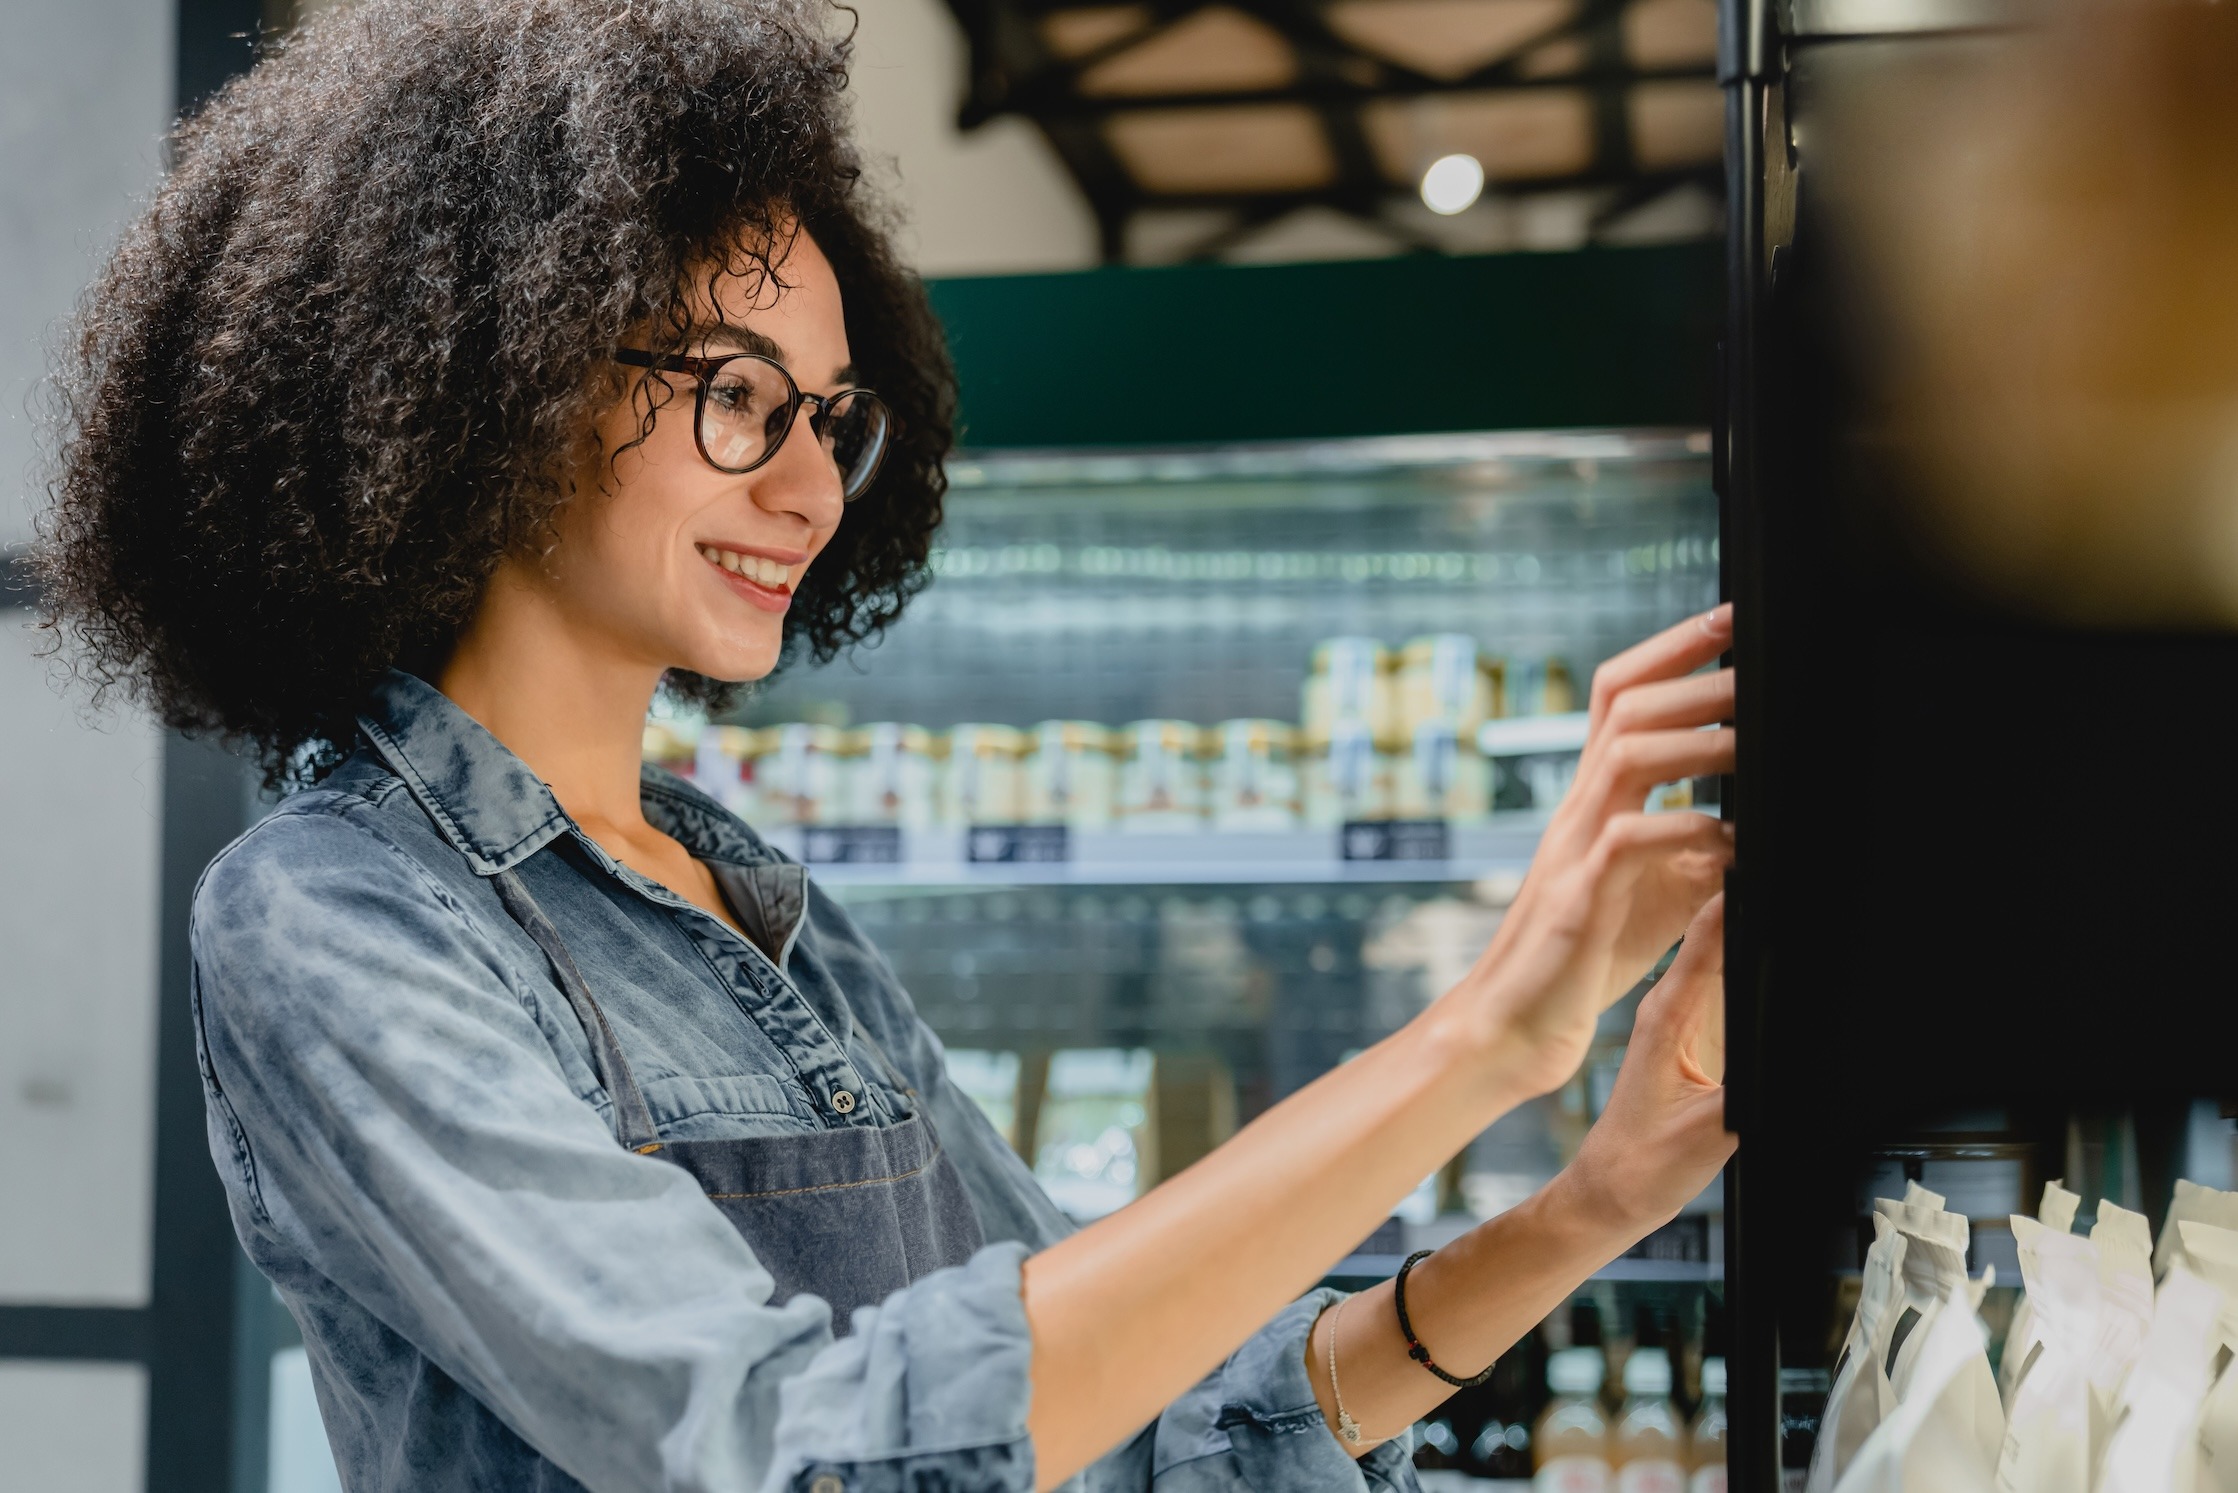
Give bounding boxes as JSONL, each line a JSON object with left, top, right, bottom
{"left": 648, "top": 428, "right": 1732, "bottom": 1484}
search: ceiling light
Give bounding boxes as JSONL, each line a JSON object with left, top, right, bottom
{"left": 1419, "top": 153, "right": 1485, "bottom": 215}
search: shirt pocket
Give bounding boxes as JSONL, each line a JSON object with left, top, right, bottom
{"left": 638, "top": 1072, "right": 829, "bottom": 1141}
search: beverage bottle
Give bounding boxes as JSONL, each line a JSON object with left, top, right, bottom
{"left": 1611, "top": 1348, "right": 1687, "bottom": 1493}
{"left": 1533, "top": 1347, "right": 1611, "bottom": 1492}
{"left": 1687, "top": 1357, "right": 1727, "bottom": 1493}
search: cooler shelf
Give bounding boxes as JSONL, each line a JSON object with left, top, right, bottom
{"left": 765, "top": 818, "right": 1550, "bottom": 888}
{"left": 1326, "top": 1255, "right": 1722, "bottom": 1285}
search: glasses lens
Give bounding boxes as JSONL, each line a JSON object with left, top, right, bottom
{"left": 697, "top": 357, "right": 795, "bottom": 473}
{"left": 824, "top": 389, "right": 892, "bottom": 500}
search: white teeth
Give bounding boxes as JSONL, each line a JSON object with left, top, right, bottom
{"left": 697, "top": 545, "right": 788, "bottom": 587}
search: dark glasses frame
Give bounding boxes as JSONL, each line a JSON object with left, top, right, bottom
{"left": 613, "top": 347, "right": 892, "bottom": 501}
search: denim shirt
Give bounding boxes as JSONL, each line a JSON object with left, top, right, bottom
{"left": 190, "top": 671, "right": 1420, "bottom": 1493}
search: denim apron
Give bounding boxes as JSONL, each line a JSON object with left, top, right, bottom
{"left": 490, "top": 865, "right": 985, "bottom": 1328}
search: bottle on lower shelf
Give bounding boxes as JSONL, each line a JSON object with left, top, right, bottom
{"left": 1533, "top": 1347, "right": 1610, "bottom": 1491}
{"left": 1611, "top": 1349, "right": 1685, "bottom": 1493}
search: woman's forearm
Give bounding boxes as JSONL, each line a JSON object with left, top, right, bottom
{"left": 1300, "top": 1173, "right": 1641, "bottom": 1455}
{"left": 1020, "top": 994, "right": 1543, "bottom": 1488}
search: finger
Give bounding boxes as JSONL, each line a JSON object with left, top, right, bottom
{"left": 1690, "top": 896, "right": 1728, "bottom": 1084}
{"left": 1593, "top": 808, "right": 1735, "bottom": 865}
{"left": 1657, "top": 892, "right": 1727, "bottom": 984}
{"left": 1633, "top": 896, "right": 1723, "bottom": 1025}
{"left": 1683, "top": 889, "right": 1726, "bottom": 960}
{"left": 1581, "top": 726, "right": 1736, "bottom": 808}
{"left": 1599, "top": 668, "right": 1734, "bottom": 738}
{"left": 1550, "top": 726, "right": 1734, "bottom": 856}
{"left": 1588, "top": 812, "right": 1735, "bottom": 913}
{"left": 1634, "top": 897, "right": 1726, "bottom": 1080}
{"left": 1587, "top": 604, "right": 1732, "bottom": 731}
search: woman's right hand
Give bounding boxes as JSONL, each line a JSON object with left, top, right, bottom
{"left": 1443, "top": 603, "right": 1736, "bottom": 1096}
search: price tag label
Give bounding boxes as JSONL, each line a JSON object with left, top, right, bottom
{"left": 1338, "top": 819, "right": 1451, "bottom": 862}
{"left": 800, "top": 825, "right": 904, "bottom": 864}
{"left": 965, "top": 825, "right": 1069, "bottom": 864}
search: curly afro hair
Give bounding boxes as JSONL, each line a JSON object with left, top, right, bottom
{"left": 36, "top": 0, "right": 954, "bottom": 783}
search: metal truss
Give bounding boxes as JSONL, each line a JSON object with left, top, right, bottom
{"left": 940, "top": 0, "right": 1724, "bottom": 259}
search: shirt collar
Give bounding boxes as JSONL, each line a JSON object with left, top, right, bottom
{"left": 357, "top": 669, "right": 775, "bottom": 876}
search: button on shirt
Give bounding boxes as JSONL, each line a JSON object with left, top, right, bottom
{"left": 188, "top": 671, "right": 1420, "bottom": 1493}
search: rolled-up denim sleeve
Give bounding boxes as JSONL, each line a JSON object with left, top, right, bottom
{"left": 1075, "top": 1292, "right": 1420, "bottom": 1493}
{"left": 191, "top": 804, "right": 1037, "bottom": 1493}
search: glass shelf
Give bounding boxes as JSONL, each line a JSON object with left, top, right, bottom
{"left": 765, "top": 819, "right": 1548, "bottom": 887}
{"left": 1328, "top": 1256, "right": 1724, "bottom": 1286}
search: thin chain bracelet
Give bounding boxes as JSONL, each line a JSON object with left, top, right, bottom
{"left": 1395, "top": 1250, "right": 1495, "bottom": 1387}
{"left": 1325, "top": 1294, "right": 1367, "bottom": 1446}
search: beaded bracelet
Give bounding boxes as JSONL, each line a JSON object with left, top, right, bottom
{"left": 1394, "top": 1249, "right": 1495, "bottom": 1388}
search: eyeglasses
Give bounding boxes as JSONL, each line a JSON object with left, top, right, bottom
{"left": 613, "top": 348, "right": 893, "bottom": 502}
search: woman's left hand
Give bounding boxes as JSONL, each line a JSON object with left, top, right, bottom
{"left": 1561, "top": 893, "right": 1734, "bottom": 1238}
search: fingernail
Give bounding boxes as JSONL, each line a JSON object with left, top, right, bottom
{"left": 1699, "top": 603, "right": 1733, "bottom": 637}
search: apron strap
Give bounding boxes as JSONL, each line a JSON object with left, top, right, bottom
{"left": 492, "top": 869, "right": 665, "bottom": 1153}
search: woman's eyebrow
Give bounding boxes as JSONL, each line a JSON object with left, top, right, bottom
{"left": 695, "top": 321, "right": 785, "bottom": 361}
{"left": 693, "top": 322, "right": 857, "bottom": 386}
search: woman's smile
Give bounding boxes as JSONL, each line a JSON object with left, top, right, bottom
{"left": 694, "top": 541, "right": 801, "bottom": 612}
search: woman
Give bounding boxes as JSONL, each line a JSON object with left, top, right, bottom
{"left": 36, "top": 2, "right": 1739, "bottom": 1489}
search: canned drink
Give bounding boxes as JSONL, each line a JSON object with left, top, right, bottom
{"left": 1302, "top": 719, "right": 1393, "bottom": 827}
{"left": 1209, "top": 719, "right": 1301, "bottom": 832}
{"left": 693, "top": 725, "right": 761, "bottom": 820}
{"left": 1392, "top": 720, "right": 1493, "bottom": 823}
{"left": 849, "top": 723, "right": 940, "bottom": 829}
{"left": 943, "top": 724, "right": 1027, "bottom": 826}
{"left": 1512, "top": 656, "right": 1579, "bottom": 717}
{"left": 756, "top": 723, "right": 846, "bottom": 826}
{"left": 1397, "top": 634, "right": 1505, "bottom": 739}
{"left": 1023, "top": 721, "right": 1118, "bottom": 830}
{"left": 1302, "top": 637, "right": 1399, "bottom": 750}
{"left": 1116, "top": 720, "right": 1208, "bottom": 833}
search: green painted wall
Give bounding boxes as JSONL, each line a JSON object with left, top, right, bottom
{"left": 925, "top": 241, "right": 1721, "bottom": 449}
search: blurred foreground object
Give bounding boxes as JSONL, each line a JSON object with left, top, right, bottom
{"left": 1818, "top": 0, "right": 2238, "bottom": 626}
{"left": 1720, "top": 0, "right": 2238, "bottom": 1486}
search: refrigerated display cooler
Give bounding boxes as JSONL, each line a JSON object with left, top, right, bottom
{"left": 1719, "top": 0, "right": 2238, "bottom": 1487}
{"left": 647, "top": 429, "right": 1730, "bottom": 1482}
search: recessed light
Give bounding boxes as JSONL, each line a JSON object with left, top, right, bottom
{"left": 1419, "top": 153, "right": 1486, "bottom": 215}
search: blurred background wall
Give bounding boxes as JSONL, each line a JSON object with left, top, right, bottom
{"left": 0, "top": 0, "right": 173, "bottom": 1486}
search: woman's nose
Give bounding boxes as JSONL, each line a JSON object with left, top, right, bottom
{"left": 754, "top": 404, "right": 845, "bottom": 526}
